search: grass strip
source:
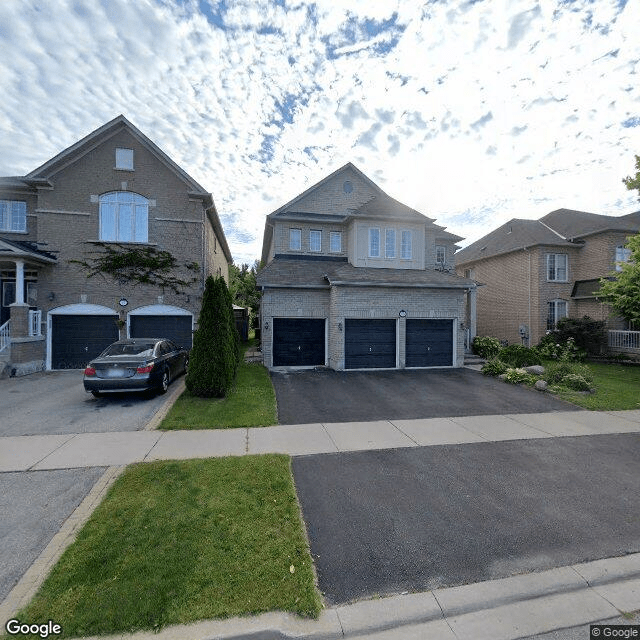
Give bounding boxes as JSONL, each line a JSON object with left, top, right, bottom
{"left": 14, "top": 456, "right": 321, "bottom": 638}
{"left": 161, "top": 357, "right": 277, "bottom": 429}
{"left": 552, "top": 362, "right": 640, "bottom": 410}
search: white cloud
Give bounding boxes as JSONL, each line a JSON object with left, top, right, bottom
{"left": 0, "top": 0, "right": 639, "bottom": 263}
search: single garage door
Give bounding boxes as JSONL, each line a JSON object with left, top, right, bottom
{"left": 51, "top": 315, "right": 119, "bottom": 369}
{"left": 273, "top": 318, "right": 325, "bottom": 367}
{"left": 345, "top": 319, "right": 396, "bottom": 369}
{"left": 130, "top": 315, "right": 193, "bottom": 349}
{"left": 405, "top": 319, "right": 453, "bottom": 367}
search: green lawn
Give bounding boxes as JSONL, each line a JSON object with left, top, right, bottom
{"left": 15, "top": 456, "right": 322, "bottom": 638}
{"left": 552, "top": 362, "right": 640, "bottom": 410}
{"left": 161, "top": 353, "right": 277, "bottom": 430}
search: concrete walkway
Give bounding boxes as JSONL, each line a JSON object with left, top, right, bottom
{"left": 2, "top": 407, "right": 640, "bottom": 639}
{"left": 2, "top": 408, "right": 640, "bottom": 472}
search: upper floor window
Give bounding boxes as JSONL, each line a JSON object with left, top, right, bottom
{"left": 330, "top": 231, "right": 342, "bottom": 253}
{"left": 289, "top": 228, "right": 301, "bottom": 251}
{"left": 115, "top": 148, "right": 134, "bottom": 170}
{"left": 615, "top": 245, "right": 631, "bottom": 271}
{"left": 99, "top": 192, "right": 148, "bottom": 243}
{"left": 547, "top": 253, "right": 567, "bottom": 281}
{"left": 369, "top": 228, "right": 380, "bottom": 258}
{"left": 547, "top": 299, "right": 568, "bottom": 330}
{"left": 0, "top": 200, "right": 27, "bottom": 233}
{"left": 401, "top": 230, "right": 412, "bottom": 259}
{"left": 385, "top": 229, "right": 396, "bottom": 258}
{"left": 436, "top": 245, "right": 446, "bottom": 264}
{"left": 309, "top": 230, "right": 322, "bottom": 252}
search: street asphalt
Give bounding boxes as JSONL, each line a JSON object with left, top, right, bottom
{"left": 292, "top": 432, "right": 640, "bottom": 606}
{"left": 272, "top": 368, "right": 581, "bottom": 424}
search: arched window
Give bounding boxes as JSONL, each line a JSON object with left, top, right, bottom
{"left": 99, "top": 192, "right": 148, "bottom": 243}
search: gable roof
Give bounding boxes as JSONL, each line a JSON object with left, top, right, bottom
{"left": 26, "top": 115, "right": 211, "bottom": 198}
{"left": 0, "top": 237, "right": 57, "bottom": 264}
{"left": 456, "top": 209, "right": 640, "bottom": 265}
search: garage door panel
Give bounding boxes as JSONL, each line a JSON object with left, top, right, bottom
{"left": 130, "top": 315, "right": 193, "bottom": 349}
{"left": 273, "top": 318, "right": 325, "bottom": 367}
{"left": 51, "top": 315, "right": 119, "bottom": 369}
{"left": 406, "top": 319, "right": 453, "bottom": 367}
{"left": 345, "top": 319, "right": 396, "bottom": 369}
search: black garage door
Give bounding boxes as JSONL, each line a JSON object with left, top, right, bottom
{"left": 51, "top": 315, "right": 119, "bottom": 369}
{"left": 273, "top": 318, "right": 325, "bottom": 367}
{"left": 130, "top": 315, "right": 193, "bottom": 349}
{"left": 405, "top": 319, "right": 453, "bottom": 367}
{"left": 345, "top": 319, "right": 396, "bottom": 369}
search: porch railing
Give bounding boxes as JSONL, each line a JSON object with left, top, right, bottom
{"left": 0, "top": 320, "right": 9, "bottom": 352}
{"left": 608, "top": 330, "right": 640, "bottom": 351}
{"left": 28, "top": 309, "right": 42, "bottom": 337}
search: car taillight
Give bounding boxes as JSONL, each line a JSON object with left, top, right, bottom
{"left": 136, "top": 363, "right": 154, "bottom": 374}
{"left": 84, "top": 366, "right": 96, "bottom": 377}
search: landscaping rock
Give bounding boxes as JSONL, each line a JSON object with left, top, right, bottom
{"left": 534, "top": 380, "right": 548, "bottom": 391}
{"left": 526, "top": 365, "right": 545, "bottom": 375}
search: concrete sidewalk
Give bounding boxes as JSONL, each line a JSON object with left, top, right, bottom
{"left": 1, "top": 409, "right": 639, "bottom": 472}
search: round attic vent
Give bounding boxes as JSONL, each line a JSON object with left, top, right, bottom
{"left": 343, "top": 180, "right": 353, "bottom": 194}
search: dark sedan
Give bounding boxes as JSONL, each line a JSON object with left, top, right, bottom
{"left": 83, "top": 338, "right": 188, "bottom": 397}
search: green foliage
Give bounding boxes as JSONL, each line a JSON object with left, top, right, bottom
{"left": 545, "top": 361, "right": 594, "bottom": 386}
{"left": 622, "top": 153, "right": 640, "bottom": 199}
{"left": 536, "top": 334, "right": 585, "bottom": 361}
{"left": 229, "top": 260, "right": 261, "bottom": 322}
{"left": 503, "top": 368, "right": 536, "bottom": 385}
{"left": 498, "top": 344, "right": 542, "bottom": 367}
{"left": 472, "top": 335, "right": 502, "bottom": 359}
{"left": 561, "top": 374, "right": 592, "bottom": 391}
{"left": 186, "top": 276, "right": 237, "bottom": 397}
{"left": 69, "top": 243, "right": 199, "bottom": 295}
{"left": 555, "top": 316, "right": 606, "bottom": 355}
{"left": 481, "top": 359, "right": 509, "bottom": 377}
{"left": 598, "top": 232, "right": 640, "bottom": 326}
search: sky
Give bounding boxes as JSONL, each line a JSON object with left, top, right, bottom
{"left": 1, "top": 0, "right": 639, "bottom": 265}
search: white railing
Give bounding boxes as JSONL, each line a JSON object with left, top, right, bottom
{"left": 608, "top": 330, "right": 640, "bottom": 351}
{"left": 0, "top": 320, "right": 9, "bottom": 352}
{"left": 28, "top": 309, "right": 42, "bottom": 336}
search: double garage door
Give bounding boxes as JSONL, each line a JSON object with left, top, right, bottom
{"left": 272, "top": 318, "right": 453, "bottom": 369}
{"left": 51, "top": 313, "right": 193, "bottom": 370}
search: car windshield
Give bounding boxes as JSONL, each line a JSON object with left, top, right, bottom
{"left": 101, "top": 343, "right": 156, "bottom": 358}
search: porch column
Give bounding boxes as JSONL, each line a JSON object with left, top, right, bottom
{"left": 469, "top": 286, "right": 477, "bottom": 342}
{"left": 15, "top": 259, "right": 25, "bottom": 304}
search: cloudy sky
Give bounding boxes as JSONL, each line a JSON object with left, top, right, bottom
{"left": 1, "top": 0, "right": 639, "bottom": 264}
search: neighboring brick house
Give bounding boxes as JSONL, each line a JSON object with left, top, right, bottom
{"left": 257, "top": 163, "right": 476, "bottom": 370}
{"left": 455, "top": 208, "right": 640, "bottom": 347}
{"left": 0, "top": 115, "right": 231, "bottom": 376}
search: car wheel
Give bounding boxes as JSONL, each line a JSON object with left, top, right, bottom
{"left": 91, "top": 390, "right": 102, "bottom": 398}
{"left": 159, "top": 368, "right": 170, "bottom": 394}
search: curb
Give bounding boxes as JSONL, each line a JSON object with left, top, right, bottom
{"left": 144, "top": 377, "right": 186, "bottom": 431}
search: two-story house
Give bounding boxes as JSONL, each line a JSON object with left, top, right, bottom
{"left": 455, "top": 208, "right": 640, "bottom": 347}
{"left": 0, "top": 115, "right": 232, "bottom": 376}
{"left": 257, "top": 163, "right": 477, "bottom": 370}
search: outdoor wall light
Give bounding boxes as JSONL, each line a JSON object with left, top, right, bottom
{"left": 47, "top": 292, "right": 55, "bottom": 301}
{"left": 338, "top": 322, "right": 343, "bottom": 331}
{"left": 399, "top": 310, "right": 407, "bottom": 317}
{"left": 264, "top": 321, "right": 270, "bottom": 330}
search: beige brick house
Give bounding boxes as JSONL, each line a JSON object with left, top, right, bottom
{"left": 257, "top": 163, "right": 476, "bottom": 370}
{"left": 0, "top": 115, "right": 231, "bottom": 376}
{"left": 455, "top": 209, "right": 640, "bottom": 347}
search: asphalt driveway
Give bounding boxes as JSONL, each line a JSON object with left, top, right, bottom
{"left": 292, "top": 433, "right": 640, "bottom": 605}
{"left": 272, "top": 368, "right": 580, "bottom": 424}
{"left": 0, "top": 370, "right": 173, "bottom": 436}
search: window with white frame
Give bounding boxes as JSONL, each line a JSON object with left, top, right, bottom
{"left": 309, "top": 229, "right": 322, "bottom": 252}
{"left": 436, "top": 245, "right": 446, "bottom": 264}
{"left": 289, "top": 228, "right": 301, "bottom": 251}
{"left": 369, "top": 227, "right": 380, "bottom": 257}
{"left": 99, "top": 192, "right": 149, "bottom": 242}
{"left": 547, "top": 253, "right": 568, "bottom": 281}
{"left": 401, "top": 230, "right": 412, "bottom": 259}
{"left": 0, "top": 200, "right": 27, "bottom": 232}
{"left": 385, "top": 229, "right": 396, "bottom": 258}
{"left": 115, "top": 148, "right": 134, "bottom": 170}
{"left": 330, "top": 231, "right": 342, "bottom": 253}
{"left": 547, "top": 299, "right": 568, "bottom": 330}
{"left": 615, "top": 245, "right": 632, "bottom": 271}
